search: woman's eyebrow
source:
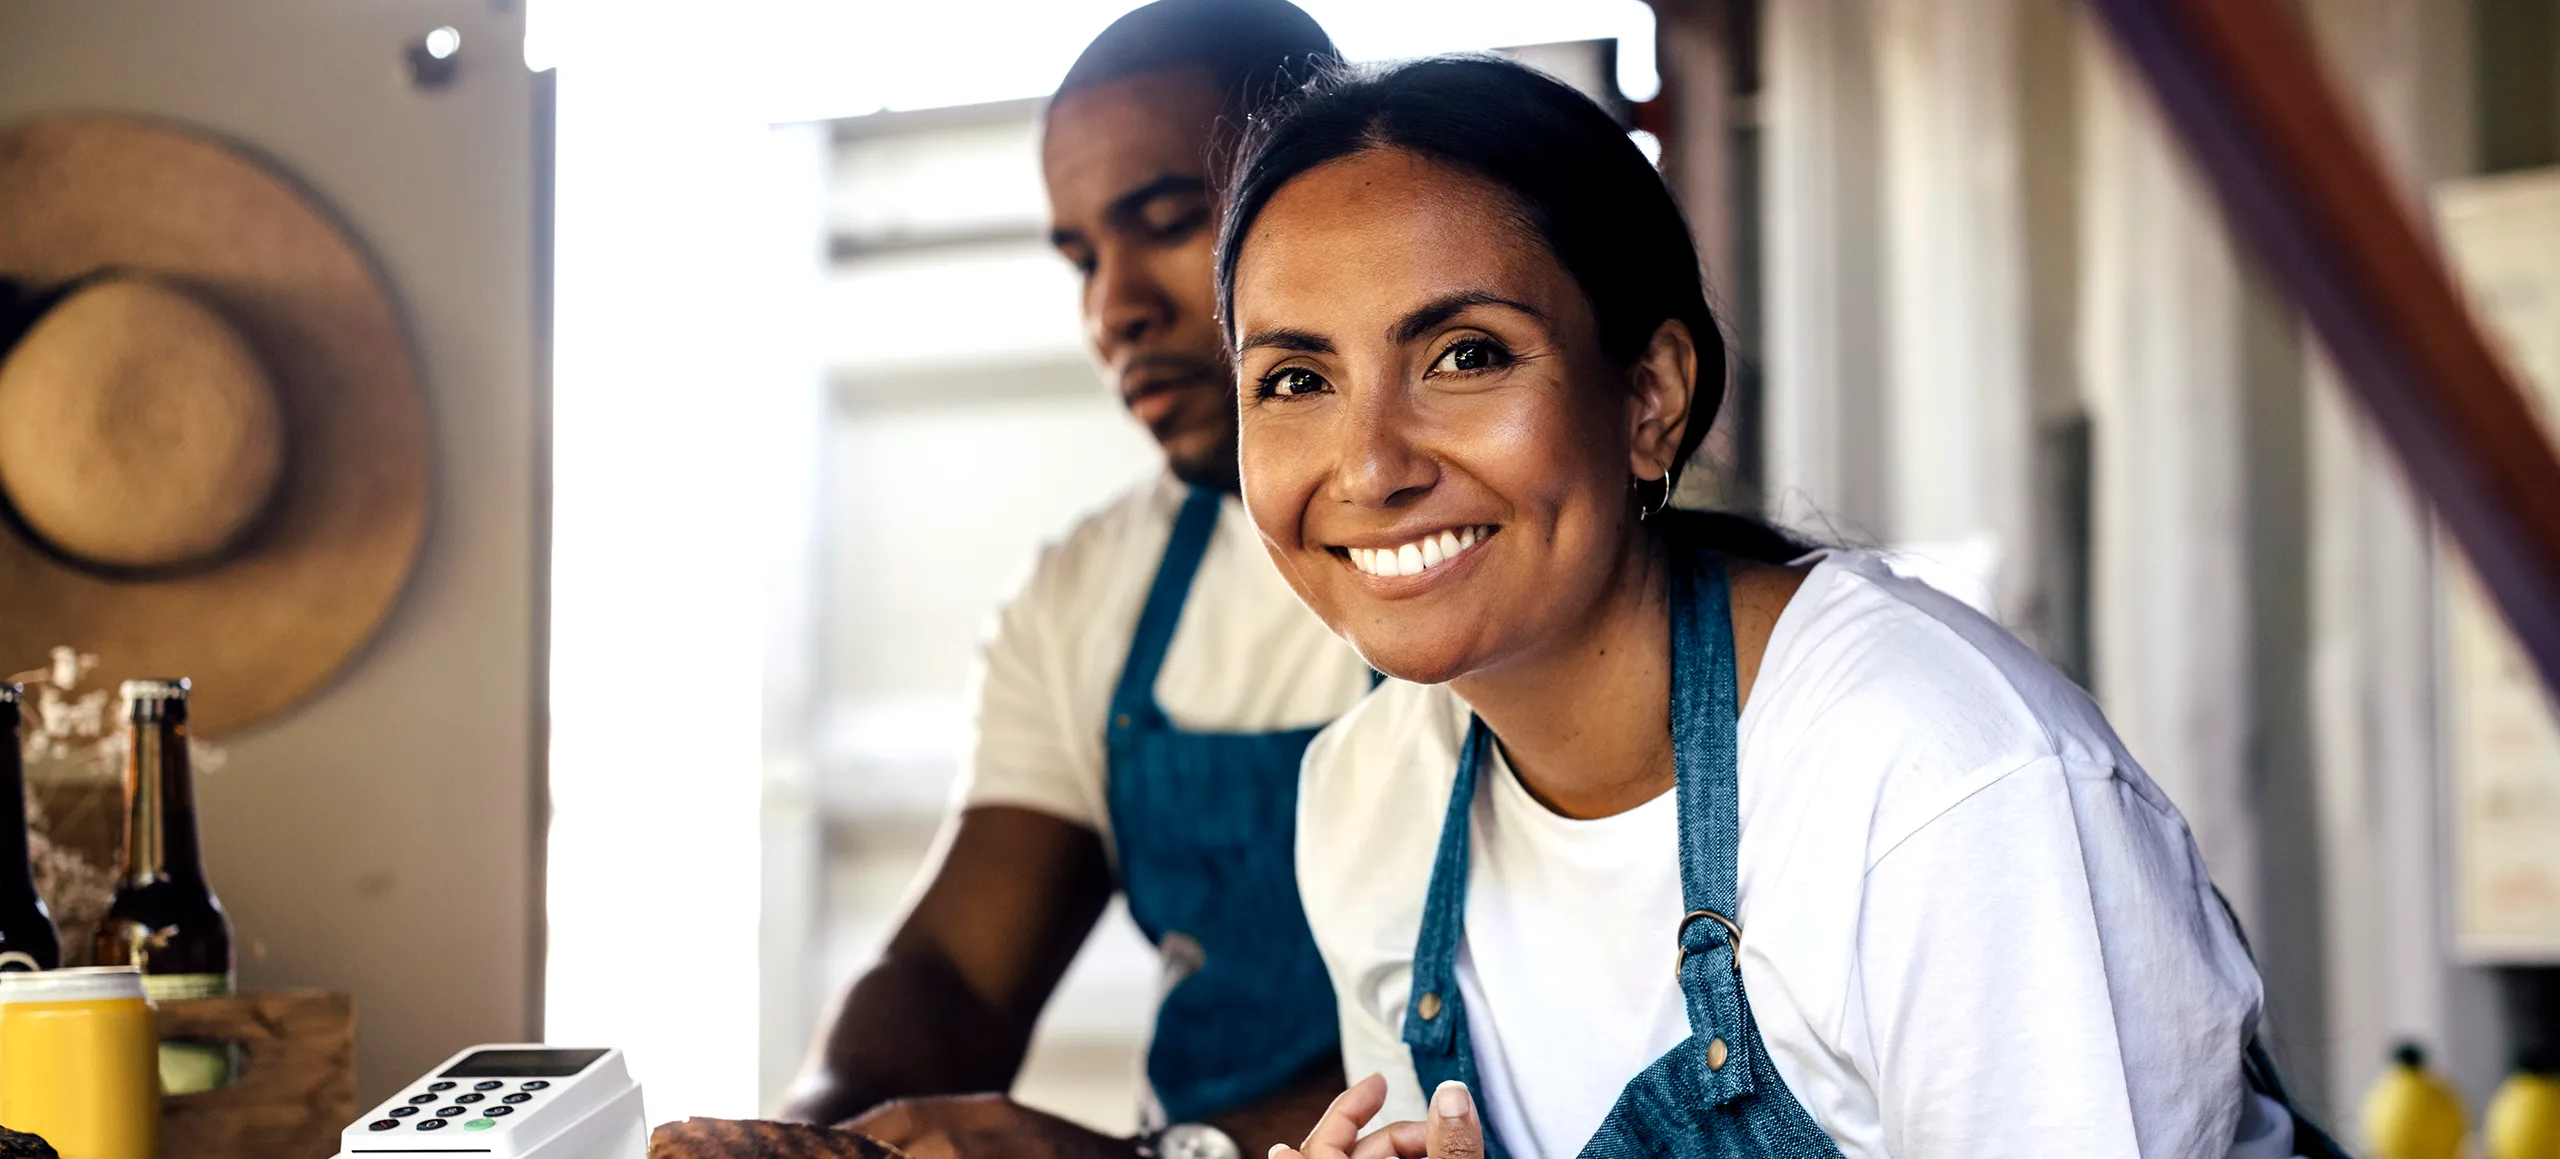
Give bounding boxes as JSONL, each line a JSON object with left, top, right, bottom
{"left": 1392, "top": 291, "right": 1545, "bottom": 344}
{"left": 1240, "top": 327, "right": 1335, "bottom": 354}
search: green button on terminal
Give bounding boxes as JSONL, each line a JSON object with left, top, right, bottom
{"left": 464, "top": 1119, "right": 496, "bottom": 1132}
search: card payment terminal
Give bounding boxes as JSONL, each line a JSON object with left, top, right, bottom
{"left": 333, "top": 1044, "right": 644, "bottom": 1158}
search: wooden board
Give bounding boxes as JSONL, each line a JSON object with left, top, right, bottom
{"left": 2439, "top": 170, "right": 2560, "bottom": 959}
{"left": 157, "top": 991, "right": 353, "bottom": 1159}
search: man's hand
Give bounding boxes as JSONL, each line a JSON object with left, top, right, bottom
{"left": 1272, "top": 1075, "right": 1484, "bottom": 1159}
{"left": 846, "top": 1094, "right": 1139, "bottom": 1159}
{"left": 647, "top": 1117, "right": 909, "bottom": 1158}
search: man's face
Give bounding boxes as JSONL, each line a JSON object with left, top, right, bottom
{"left": 1042, "top": 68, "right": 1237, "bottom": 491}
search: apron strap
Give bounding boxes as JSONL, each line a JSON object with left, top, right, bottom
{"left": 1400, "top": 720, "right": 1506, "bottom": 1159}
{"left": 1665, "top": 551, "right": 1760, "bottom": 1107}
{"left": 1110, "top": 485, "right": 1224, "bottom": 730}
{"left": 1400, "top": 546, "right": 1762, "bottom": 1136}
{"left": 1404, "top": 722, "right": 1489, "bottom": 1058}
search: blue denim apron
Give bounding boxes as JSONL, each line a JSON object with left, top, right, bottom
{"left": 1401, "top": 538, "right": 2342, "bottom": 1158}
{"left": 1104, "top": 484, "right": 1341, "bottom": 1124}
{"left": 1400, "top": 550, "right": 1843, "bottom": 1159}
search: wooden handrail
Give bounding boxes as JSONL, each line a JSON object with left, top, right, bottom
{"left": 2084, "top": 0, "right": 2560, "bottom": 694}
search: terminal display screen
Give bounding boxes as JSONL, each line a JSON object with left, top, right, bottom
{"left": 440, "top": 1048, "right": 609, "bottom": 1078}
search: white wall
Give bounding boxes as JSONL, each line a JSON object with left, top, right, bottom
{"left": 2300, "top": 0, "right": 2512, "bottom": 1111}
{"left": 0, "top": 0, "right": 545, "bottom": 1107}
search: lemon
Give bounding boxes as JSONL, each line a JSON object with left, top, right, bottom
{"left": 2487, "top": 1059, "right": 2560, "bottom": 1159}
{"left": 2364, "top": 1043, "right": 2466, "bottom": 1159}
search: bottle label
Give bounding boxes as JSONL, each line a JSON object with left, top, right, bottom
{"left": 161, "top": 1039, "right": 238, "bottom": 1096}
{"left": 141, "top": 972, "right": 232, "bottom": 1002}
{"left": 146, "top": 972, "right": 240, "bottom": 1095}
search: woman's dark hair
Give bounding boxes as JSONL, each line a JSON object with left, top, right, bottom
{"left": 1214, "top": 55, "right": 1729, "bottom": 492}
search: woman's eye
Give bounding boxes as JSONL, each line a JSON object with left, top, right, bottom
{"left": 1258, "top": 367, "right": 1329, "bottom": 398}
{"left": 1431, "top": 338, "right": 1508, "bottom": 375}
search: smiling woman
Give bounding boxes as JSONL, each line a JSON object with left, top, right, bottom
{"left": 1219, "top": 58, "right": 2336, "bottom": 1159}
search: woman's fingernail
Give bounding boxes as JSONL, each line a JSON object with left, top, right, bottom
{"left": 1268, "top": 1146, "right": 1290, "bottom": 1159}
{"left": 1432, "top": 1079, "right": 1473, "bottom": 1119}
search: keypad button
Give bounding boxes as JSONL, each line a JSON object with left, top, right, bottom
{"left": 369, "top": 1120, "right": 401, "bottom": 1131}
{"left": 437, "top": 1106, "right": 469, "bottom": 1117}
{"left": 484, "top": 1105, "right": 515, "bottom": 1117}
{"left": 428, "top": 1081, "right": 457, "bottom": 1092}
{"left": 389, "top": 1107, "right": 420, "bottom": 1119}
{"left": 417, "top": 1119, "right": 448, "bottom": 1131}
{"left": 474, "top": 1080, "right": 505, "bottom": 1091}
{"left": 502, "top": 1092, "right": 532, "bottom": 1104}
{"left": 520, "top": 1080, "right": 550, "bottom": 1091}
{"left": 464, "top": 1118, "right": 496, "bottom": 1132}
{"left": 455, "top": 1093, "right": 485, "bottom": 1104}
{"left": 408, "top": 1094, "right": 438, "bottom": 1105}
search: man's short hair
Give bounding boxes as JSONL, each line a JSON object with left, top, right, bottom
{"left": 1056, "top": 0, "right": 1339, "bottom": 120}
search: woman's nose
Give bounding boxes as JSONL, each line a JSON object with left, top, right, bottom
{"left": 1335, "top": 388, "right": 1437, "bottom": 509}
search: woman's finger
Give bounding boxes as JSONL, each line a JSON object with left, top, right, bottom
{"left": 1295, "top": 1072, "right": 1392, "bottom": 1156}
{"left": 1346, "top": 1119, "right": 1430, "bottom": 1159}
{"left": 1425, "top": 1081, "right": 1485, "bottom": 1159}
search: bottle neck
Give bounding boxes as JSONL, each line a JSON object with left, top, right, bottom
{"left": 121, "top": 715, "right": 203, "bottom": 884}
{"left": 0, "top": 712, "right": 30, "bottom": 891}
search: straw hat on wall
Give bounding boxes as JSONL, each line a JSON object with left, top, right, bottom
{"left": 0, "top": 114, "right": 429, "bottom": 733}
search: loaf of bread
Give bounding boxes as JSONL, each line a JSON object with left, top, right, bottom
{"left": 0, "top": 1127, "right": 58, "bottom": 1159}
{"left": 649, "top": 1118, "right": 910, "bottom": 1159}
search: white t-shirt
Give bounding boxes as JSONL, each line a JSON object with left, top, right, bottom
{"left": 1297, "top": 551, "right": 2291, "bottom": 1159}
{"left": 959, "top": 473, "right": 1374, "bottom": 849}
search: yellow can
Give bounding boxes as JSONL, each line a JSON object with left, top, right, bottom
{"left": 0, "top": 966, "right": 160, "bottom": 1159}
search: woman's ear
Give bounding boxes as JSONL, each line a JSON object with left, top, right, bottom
{"left": 1626, "top": 319, "right": 1699, "bottom": 482}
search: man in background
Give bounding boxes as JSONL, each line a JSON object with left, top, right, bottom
{"left": 779, "top": 5, "right": 1371, "bottom": 1158}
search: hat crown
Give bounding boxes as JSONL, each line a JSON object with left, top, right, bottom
{"left": 0, "top": 277, "right": 285, "bottom": 572}
{"left": 0, "top": 113, "right": 429, "bottom": 732}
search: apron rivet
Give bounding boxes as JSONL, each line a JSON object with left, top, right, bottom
{"left": 1417, "top": 991, "right": 1442, "bottom": 1021}
{"left": 1115, "top": 713, "right": 1131, "bottom": 728}
{"left": 1706, "top": 1036, "right": 1729, "bottom": 1071}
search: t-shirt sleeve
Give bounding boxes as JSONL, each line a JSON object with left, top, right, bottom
{"left": 952, "top": 548, "right": 1108, "bottom": 833}
{"left": 1848, "top": 756, "right": 2254, "bottom": 1159}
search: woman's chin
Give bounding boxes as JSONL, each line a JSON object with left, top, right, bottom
{"left": 1348, "top": 634, "right": 1479, "bottom": 688}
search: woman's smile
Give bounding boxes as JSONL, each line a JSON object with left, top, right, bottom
{"left": 1332, "top": 524, "right": 1497, "bottom": 583}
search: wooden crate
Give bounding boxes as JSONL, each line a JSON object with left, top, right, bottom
{"left": 158, "top": 991, "right": 354, "bottom": 1159}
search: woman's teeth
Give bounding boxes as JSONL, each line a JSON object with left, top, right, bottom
{"left": 1346, "top": 526, "right": 1493, "bottom": 578}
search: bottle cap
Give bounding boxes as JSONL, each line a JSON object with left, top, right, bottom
{"left": 0, "top": 682, "right": 17, "bottom": 704}
{"left": 119, "top": 678, "right": 190, "bottom": 702}
{"left": 2394, "top": 1041, "right": 2427, "bottom": 1069}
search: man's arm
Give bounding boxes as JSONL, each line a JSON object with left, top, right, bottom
{"left": 778, "top": 804, "right": 1117, "bottom": 1126}
{"left": 1200, "top": 1056, "right": 1346, "bottom": 1155}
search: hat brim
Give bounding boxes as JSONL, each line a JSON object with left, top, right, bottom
{"left": 0, "top": 115, "right": 429, "bottom": 734}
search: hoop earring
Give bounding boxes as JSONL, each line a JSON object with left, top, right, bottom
{"left": 1633, "top": 473, "right": 1672, "bottom": 521}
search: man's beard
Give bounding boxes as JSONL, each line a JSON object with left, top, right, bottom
{"left": 1163, "top": 413, "right": 1241, "bottom": 494}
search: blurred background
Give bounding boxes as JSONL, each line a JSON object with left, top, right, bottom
{"left": 3, "top": 0, "right": 2558, "bottom": 1144}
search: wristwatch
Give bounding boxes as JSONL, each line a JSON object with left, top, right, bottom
{"left": 1137, "top": 1122, "right": 1242, "bottom": 1159}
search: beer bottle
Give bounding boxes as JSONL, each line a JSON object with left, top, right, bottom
{"left": 0, "top": 683, "right": 60, "bottom": 972}
{"left": 94, "top": 678, "right": 235, "bottom": 1092}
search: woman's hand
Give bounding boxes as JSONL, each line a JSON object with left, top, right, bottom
{"left": 1271, "top": 1075, "right": 1484, "bottom": 1159}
